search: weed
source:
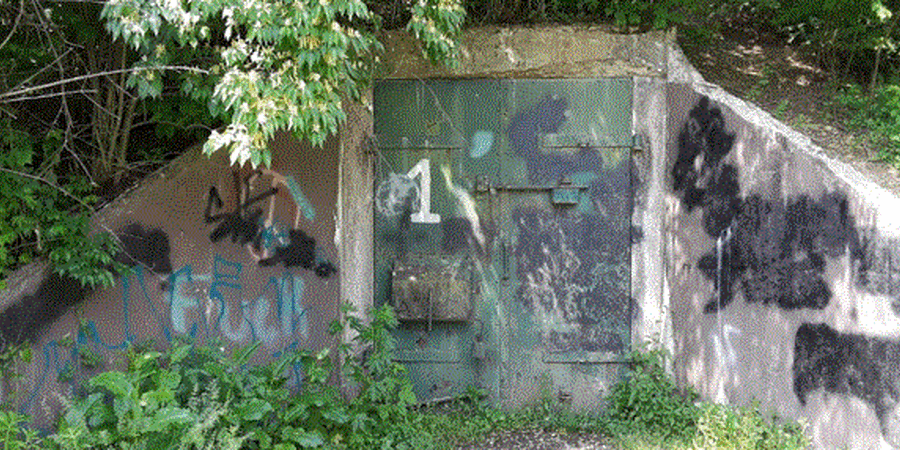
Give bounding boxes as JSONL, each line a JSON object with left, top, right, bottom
{"left": 0, "top": 410, "right": 42, "bottom": 450}
{"left": 693, "top": 402, "right": 809, "bottom": 449}
{"left": 603, "top": 346, "right": 699, "bottom": 442}
{"left": 76, "top": 346, "right": 102, "bottom": 369}
{"left": 774, "top": 99, "right": 791, "bottom": 121}
{"left": 838, "top": 82, "right": 900, "bottom": 167}
{"left": 0, "top": 343, "right": 32, "bottom": 409}
{"left": 46, "top": 304, "right": 433, "bottom": 449}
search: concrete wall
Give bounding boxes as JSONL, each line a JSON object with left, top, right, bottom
{"left": 17, "top": 23, "right": 900, "bottom": 447}
{"left": 1, "top": 134, "right": 341, "bottom": 428}
{"left": 0, "top": 25, "right": 675, "bottom": 425}
{"left": 667, "top": 47, "right": 900, "bottom": 449}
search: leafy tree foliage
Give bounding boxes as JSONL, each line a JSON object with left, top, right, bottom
{"left": 0, "top": 120, "right": 126, "bottom": 290}
{"left": 0, "top": 0, "right": 463, "bottom": 290}
{"left": 101, "top": 0, "right": 466, "bottom": 167}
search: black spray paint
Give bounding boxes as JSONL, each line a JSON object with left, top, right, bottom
{"left": 0, "top": 223, "right": 173, "bottom": 348}
{"left": 794, "top": 323, "right": 900, "bottom": 438}
{"left": 259, "top": 228, "right": 336, "bottom": 277}
{"left": 672, "top": 97, "right": 861, "bottom": 313}
{"left": 507, "top": 95, "right": 631, "bottom": 354}
{"left": 116, "top": 223, "right": 173, "bottom": 273}
{"left": 204, "top": 177, "right": 335, "bottom": 278}
{"left": 0, "top": 274, "right": 89, "bottom": 348}
{"left": 204, "top": 185, "right": 276, "bottom": 248}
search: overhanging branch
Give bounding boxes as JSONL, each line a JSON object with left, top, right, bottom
{"left": 0, "top": 66, "right": 209, "bottom": 102}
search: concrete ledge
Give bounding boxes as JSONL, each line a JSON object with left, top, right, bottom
{"left": 379, "top": 25, "right": 671, "bottom": 79}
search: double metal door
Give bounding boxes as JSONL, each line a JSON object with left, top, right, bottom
{"left": 373, "top": 79, "right": 633, "bottom": 405}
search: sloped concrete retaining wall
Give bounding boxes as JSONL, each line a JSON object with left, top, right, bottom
{"left": 667, "top": 47, "right": 900, "bottom": 449}
{"left": 1, "top": 135, "right": 341, "bottom": 428}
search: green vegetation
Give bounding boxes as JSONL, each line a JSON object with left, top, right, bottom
{"left": 5, "top": 0, "right": 900, "bottom": 289}
{"left": 416, "top": 346, "right": 808, "bottom": 450}
{"left": 0, "top": 120, "right": 127, "bottom": 289}
{"left": 0, "top": 0, "right": 465, "bottom": 289}
{"left": 838, "top": 82, "right": 900, "bottom": 165}
{"left": 0, "top": 306, "right": 809, "bottom": 449}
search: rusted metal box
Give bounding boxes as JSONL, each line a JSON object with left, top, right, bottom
{"left": 392, "top": 261, "right": 473, "bottom": 322}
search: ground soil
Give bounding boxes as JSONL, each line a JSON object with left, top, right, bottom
{"left": 456, "top": 429, "right": 616, "bottom": 450}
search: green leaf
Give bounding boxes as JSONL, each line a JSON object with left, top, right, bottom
{"left": 398, "top": 384, "right": 416, "bottom": 406}
{"left": 89, "top": 371, "right": 133, "bottom": 398}
{"left": 150, "top": 406, "right": 196, "bottom": 429}
{"left": 235, "top": 398, "right": 274, "bottom": 421}
{"left": 282, "top": 427, "right": 325, "bottom": 448}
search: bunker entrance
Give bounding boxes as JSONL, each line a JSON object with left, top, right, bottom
{"left": 373, "top": 79, "right": 634, "bottom": 405}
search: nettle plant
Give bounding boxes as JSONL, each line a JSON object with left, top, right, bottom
{"left": 48, "top": 304, "right": 428, "bottom": 449}
{"left": 100, "top": 0, "right": 465, "bottom": 168}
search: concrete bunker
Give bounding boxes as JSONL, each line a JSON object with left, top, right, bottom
{"left": 2, "top": 25, "right": 900, "bottom": 448}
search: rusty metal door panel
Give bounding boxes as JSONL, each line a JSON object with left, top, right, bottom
{"left": 502, "top": 79, "right": 632, "bottom": 360}
{"left": 374, "top": 78, "right": 632, "bottom": 406}
{"left": 374, "top": 79, "right": 504, "bottom": 401}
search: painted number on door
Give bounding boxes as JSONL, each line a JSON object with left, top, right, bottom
{"left": 407, "top": 158, "right": 441, "bottom": 224}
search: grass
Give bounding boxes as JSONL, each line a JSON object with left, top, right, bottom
{"left": 412, "top": 350, "right": 810, "bottom": 449}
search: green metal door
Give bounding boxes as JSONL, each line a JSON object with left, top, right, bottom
{"left": 373, "top": 78, "right": 633, "bottom": 406}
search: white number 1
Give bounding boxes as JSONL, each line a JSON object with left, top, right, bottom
{"left": 407, "top": 158, "right": 441, "bottom": 224}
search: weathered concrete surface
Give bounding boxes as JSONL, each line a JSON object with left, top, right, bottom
{"left": 1, "top": 135, "right": 341, "bottom": 428}
{"left": 632, "top": 76, "right": 672, "bottom": 354}
{"left": 337, "top": 93, "right": 375, "bottom": 395}
{"left": 1, "top": 25, "right": 675, "bottom": 426}
{"left": 667, "top": 45, "right": 900, "bottom": 449}
{"left": 379, "top": 25, "right": 670, "bottom": 79}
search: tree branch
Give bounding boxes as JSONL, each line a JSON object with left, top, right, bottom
{"left": 0, "top": 89, "right": 98, "bottom": 102}
{"left": 0, "top": 167, "right": 94, "bottom": 210}
{"left": 0, "top": 0, "right": 26, "bottom": 53}
{"left": 0, "top": 66, "right": 209, "bottom": 102}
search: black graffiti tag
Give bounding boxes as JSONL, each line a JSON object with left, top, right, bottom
{"left": 204, "top": 185, "right": 277, "bottom": 248}
{"left": 204, "top": 176, "right": 335, "bottom": 278}
{"left": 672, "top": 97, "right": 861, "bottom": 313}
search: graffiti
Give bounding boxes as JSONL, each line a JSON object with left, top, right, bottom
{"left": 793, "top": 323, "right": 900, "bottom": 444}
{"left": 257, "top": 229, "right": 336, "bottom": 277}
{"left": 0, "top": 223, "right": 172, "bottom": 349}
{"left": 205, "top": 169, "right": 335, "bottom": 277}
{"left": 116, "top": 223, "right": 173, "bottom": 273}
{"left": 375, "top": 173, "right": 418, "bottom": 219}
{"left": 469, "top": 130, "right": 494, "bottom": 158}
{"left": 21, "top": 253, "right": 309, "bottom": 418}
{"left": 442, "top": 218, "right": 475, "bottom": 254}
{"left": 0, "top": 274, "right": 90, "bottom": 348}
{"left": 672, "top": 96, "right": 738, "bottom": 228}
{"left": 507, "top": 95, "right": 631, "bottom": 354}
{"left": 375, "top": 159, "right": 441, "bottom": 224}
{"left": 672, "top": 97, "right": 862, "bottom": 313}
{"left": 508, "top": 95, "right": 572, "bottom": 184}
{"left": 439, "top": 164, "right": 484, "bottom": 248}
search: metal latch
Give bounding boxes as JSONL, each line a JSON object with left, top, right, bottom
{"left": 472, "top": 176, "right": 588, "bottom": 206}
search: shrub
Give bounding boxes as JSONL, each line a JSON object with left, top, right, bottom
{"left": 47, "top": 304, "right": 431, "bottom": 449}
{"left": 0, "top": 410, "right": 42, "bottom": 450}
{"left": 603, "top": 347, "right": 699, "bottom": 442}
{"left": 838, "top": 82, "right": 900, "bottom": 165}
